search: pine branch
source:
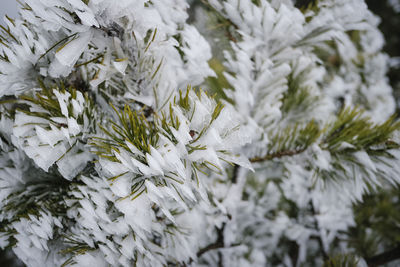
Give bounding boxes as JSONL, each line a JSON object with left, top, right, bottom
{"left": 250, "top": 107, "right": 400, "bottom": 163}
{"left": 323, "top": 254, "right": 358, "bottom": 267}
{"left": 1, "top": 0, "right": 398, "bottom": 266}
{"left": 199, "top": 0, "right": 239, "bottom": 43}
{"left": 250, "top": 120, "right": 320, "bottom": 163}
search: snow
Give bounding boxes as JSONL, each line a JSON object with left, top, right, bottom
{"left": 0, "top": 0, "right": 398, "bottom": 266}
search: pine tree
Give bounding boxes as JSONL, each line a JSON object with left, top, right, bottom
{"left": 0, "top": 0, "right": 399, "bottom": 266}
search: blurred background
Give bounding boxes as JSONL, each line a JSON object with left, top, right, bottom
{"left": 0, "top": 0, "right": 18, "bottom": 24}
{"left": 0, "top": 0, "right": 399, "bottom": 266}
{"left": 365, "top": 0, "right": 400, "bottom": 112}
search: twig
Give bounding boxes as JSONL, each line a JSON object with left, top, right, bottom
{"left": 250, "top": 148, "right": 307, "bottom": 163}
{"left": 310, "top": 201, "right": 329, "bottom": 261}
{"left": 289, "top": 241, "right": 299, "bottom": 267}
{"left": 197, "top": 223, "right": 225, "bottom": 258}
{"left": 218, "top": 250, "right": 223, "bottom": 267}
{"left": 231, "top": 164, "right": 240, "bottom": 184}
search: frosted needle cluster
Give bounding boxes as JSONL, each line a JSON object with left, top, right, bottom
{"left": 0, "top": 0, "right": 399, "bottom": 266}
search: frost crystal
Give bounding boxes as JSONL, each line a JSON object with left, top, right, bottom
{"left": 0, "top": 0, "right": 399, "bottom": 266}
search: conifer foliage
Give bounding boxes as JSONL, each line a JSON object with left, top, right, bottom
{"left": 0, "top": 0, "right": 399, "bottom": 266}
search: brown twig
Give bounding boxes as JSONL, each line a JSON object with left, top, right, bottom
{"left": 197, "top": 224, "right": 225, "bottom": 258}
{"left": 310, "top": 201, "right": 329, "bottom": 262}
{"left": 250, "top": 148, "right": 307, "bottom": 163}
{"left": 231, "top": 164, "right": 240, "bottom": 184}
{"left": 289, "top": 241, "right": 300, "bottom": 267}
